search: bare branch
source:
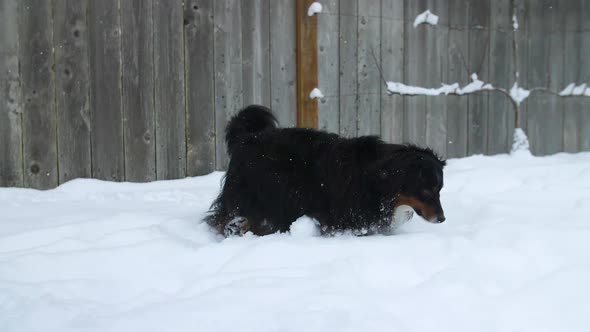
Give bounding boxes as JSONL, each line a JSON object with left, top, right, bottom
{"left": 369, "top": 46, "right": 389, "bottom": 90}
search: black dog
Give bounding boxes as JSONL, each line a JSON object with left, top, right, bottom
{"left": 206, "top": 105, "right": 446, "bottom": 236}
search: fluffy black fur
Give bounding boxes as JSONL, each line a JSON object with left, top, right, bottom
{"left": 206, "top": 105, "right": 446, "bottom": 236}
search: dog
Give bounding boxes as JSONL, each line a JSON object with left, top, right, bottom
{"left": 206, "top": 105, "right": 446, "bottom": 236}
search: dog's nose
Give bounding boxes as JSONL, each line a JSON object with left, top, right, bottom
{"left": 437, "top": 214, "right": 446, "bottom": 223}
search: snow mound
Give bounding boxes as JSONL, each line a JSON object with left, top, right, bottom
{"left": 2, "top": 154, "right": 590, "bottom": 331}
{"left": 290, "top": 215, "right": 320, "bottom": 237}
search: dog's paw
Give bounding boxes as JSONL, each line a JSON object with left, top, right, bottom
{"left": 391, "top": 205, "right": 414, "bottom": 229}
{"left": 224, "top": 216, "right": 250, "bottom": 237}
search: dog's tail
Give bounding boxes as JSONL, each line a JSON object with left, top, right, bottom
{"left": 226, "top": 105, "right": 278, "bottom": 155}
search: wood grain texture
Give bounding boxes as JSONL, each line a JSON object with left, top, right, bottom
{"left": 403, "top": 0, "right": 427, "bottom": 146}
{"left": 20, "top": 0, "right": 58, "bottom": 189}
{"left": 579, "top": 0, "right": 590, "bottom": 152}
{"left": 88, "top": 0, "right": 124, "bottom": 181}
{"left": 185, "top": 0, "right": 216, "bottom": 175}
{"left": 0, "top": 0, "right": 23, "bottom": 187}
{"left": 296, "top": 0, "right": 319, "bottom": 129}
{"left": 380, "top": 0, "right": 404, "bottom": 144}
{"left": 214, "top": 0, "right": 243, "bottom": 169}
{"left": 525, "top": 0, "right": 555, "bottom": 155}
{"left": 514, "top": 0, "right": 529, "bottom": 132}
{"left": 424, "top": 0, "right": 448, "bottom": 157}
{"left": 561, "top": 0, "right": 583, "bottom": 153}
{"left": 446, "top": 0, "right": 469, "bottom": 158}
{"left": 121, "top": 0, "right": 155, "bottom": 182}
{"left": 154, "top": 0, "right": 186, "bottom": 179}
{"left": 356, "top": 0, "right": 381, "bottom": 136}
{"left": 487, "top": 0, "right": 513, "bottom": 155}
{"left": 242, "top": 0, "right": 271, "bottom": 107}
{"left": 544, "top": 0, "right": 564, "bottom": 155}
{"left": 317, "top": 0, "right": 339, "bottom": 133}
{"left": 338, "top": 0, "right": 358, "bottom": 137}
{"left": 54, "top": 0, "right": 91, "bottom": 183}
{"left": 467, "top": 0, "right": 490, "bottom": 155}
{"left": 270, "top": 0, "right": 297, "bottom": 128}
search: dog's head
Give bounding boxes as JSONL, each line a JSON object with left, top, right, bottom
{"left": 375, "top": 145, "right": 446, "bottom": 223}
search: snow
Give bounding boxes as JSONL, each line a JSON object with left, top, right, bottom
{"left": 386, "top": 73, "right": 493, "bottom": 96}
{"left": 3, "top": 153, "right": 590, "bottom": 332}
{"left": 413, "top": 10, "right": 439, "bottom": 27}
{"left": 509, "top": 81, "right": 530, "bottom": 105}
{"left": 511, "top": 128, "right": 531, "bottom": 156}
{"left": 309, "top": 87, "right": 324, "bottom": 99}
{"left": 559, "top": 83, "right": 590, "bottom": 97}
{"left": 289, "top": 216, "right": 320, "bottom": 238}
{"left": 307, "top": 2, "right": 322, "bottom": 16}
{"left": 512, "top": 14, "right": 519, "bottom": 31}
{"left": 456, "top": 73, "right": 494, "bottom": 95}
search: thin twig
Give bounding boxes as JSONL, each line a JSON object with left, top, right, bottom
{"left": 369, "top": 46, "right": 389, "bottom": 89}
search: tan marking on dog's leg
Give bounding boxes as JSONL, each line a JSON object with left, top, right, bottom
{"left": 239, "top": 219, "right": 251, "bottom": 236}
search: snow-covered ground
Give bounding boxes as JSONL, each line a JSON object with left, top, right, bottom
{"left": 1, "top": 152, "right": 590, "bottom": 332}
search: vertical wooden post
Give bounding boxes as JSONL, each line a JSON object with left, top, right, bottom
{"left": 296, "top": 0, "right": 319, "bottom": 128}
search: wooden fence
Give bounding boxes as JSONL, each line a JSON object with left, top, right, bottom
{"left": 1, "top": 0, "right": 589, "bottom": 189}
{"left": 316, "top": 0, "right": 590, "bottom": 158}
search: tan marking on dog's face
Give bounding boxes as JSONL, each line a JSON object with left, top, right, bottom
{"left": 395, "top": 195, "right": 439, "bottom": 223}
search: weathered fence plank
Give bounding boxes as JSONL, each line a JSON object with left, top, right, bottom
{"left": 20, "top": 0, "right": 57, "bottom": 189}
{"left": 526, "top": 0, "right": 554, "bottom": 155}
{"left": 88, "top": 0, "right": 124, "bottom": 181}
{"left": 544, "top": 0, "right": 564, "bottom": 155}
{"left": 403, "top": 0, "right": 428, "bottom": 146}
{"left": 446, "top": 0, "right": 469, "bottom": 158}
{"left": 270, "top": 0, "right": 297, "bottom": 128}
{"left": 467, "top": 0, "right": 490, "bottom": 155}
{"left": 154, "top": 0, "right": 186, "bottom": 179}
{"left": 357, "top": 0, "right": 381, "bottom": 136}
{"left": 562, "top": 0, "right": 583, "bottom": 153}
{"left": 0, "top": 0, "right": 23, "bottom": 187}
{"left": 380, "top": 0, "right": 404, "bottom": 144}
{"left": 425, "top": 0, "right": 448, "bottom": 157}
{"left": 317, "top": 0, "right": 339, "bottom": 133}
{"left": 580, "top": 1, "right": 590, "bottom": 151}
{"left": 214, "top": 0, "right": 243, "bottom": 169}
{"left": 338, "top": 0, "right": 358, "bottom": 137}
{"left": 54, "top": 0, "right": 91, "bottom": 184}
{"left": 487, "top": 0, "right": 514, "bottom": 155}
{"left": 185, "top": 0, "right": 216, "bottom": 175}
{"left": 121, "top": 0, "right": 155, "bottom": 182}
{"left": 242, "top": 0, "right": 271, "bottom": 107}
{"left": 514, "top": 0, "right": 529, "bottom": 133}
